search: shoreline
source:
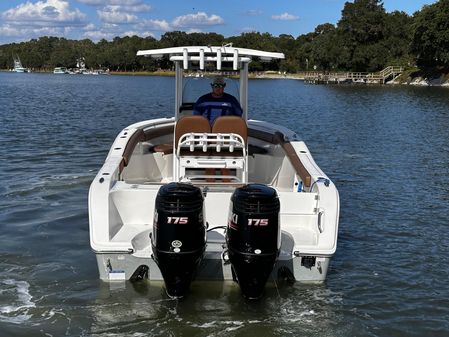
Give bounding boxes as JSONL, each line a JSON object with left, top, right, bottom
{"left": 2, "top": 69, "right": 448, "bottom": 86}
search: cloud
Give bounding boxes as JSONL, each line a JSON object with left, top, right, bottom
{"left": 83, "top": 29, "right": 113, "bottom": 40}
{"left": 83, "top": 22, "right": 120, "bottom": 40}
{"left": 0, "top": 24, "right": 68, "bottom": 39}
{"left": 97, "top": 6, "right": 138, "bottom": 23}
{"left": 103, "top": 23, "right": 119, "bottom": 29}
{"left": 81, "top": 1, "right": 151, "bottom": 12}
{"left": 76, "top": 0, "right": 144, "bottom": 5}
{"left": 138, "top": 19, "right": 170, "bottom": 31}
{"left": 83, "top": 23, "right": 96, "bottom": 30}
{"left": 186, "top": 28, "right": 203, "bottom": 34}
{"left": 2, "top": 0, "right": 86, "bottom": 27}
{"left": 0, "top": 2, "right": 223, "bottom": 43}
{"left": 0, "top": 24, "right": 21, "bottom": 37}
{"left": 121, "top": 30, "right": 154, "bottom": 38}
{"left": 271, "top": 12, "right": 299, "bottom": 21}
{"left": 76, "top": 0, "right": 105, "bottom": 4}
{"left": 108, "top": 4, "right": 151, "bottom": 13}
{"left": 82, "top": 23, "right": 154, "bottom": 41}
{"left": 92, "top": 11, "right": 223, "bottom": 40}
{"left": 91, "top": 0, "right": 151, "bottom": 25}
{"left": 172, "top": 12, "right": 224, "bottom": 28}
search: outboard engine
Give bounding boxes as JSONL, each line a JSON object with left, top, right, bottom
{"left": 152, "top": 182, "right": 206, "bottom": 298}
{"left": 226, "top": 184, "right": 281, "bottom": 299}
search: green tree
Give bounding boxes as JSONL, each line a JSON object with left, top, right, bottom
{"left": 310, "top": 24, "right": 342, "bottom": 70}
{"left": 277, "top": 34, "right": 299, "bottom": 72}
{"left": 295, "top": 32, "right": 315, "bottom": 71}
{"left": 337, "top": 0, "right": 387, "bottom": 70}
{"left": 159, "top": 31, "right": 190, "bottom": 48}
{"left": 411, "top": 0, "right": 449, "bottom": 67}
{"left": 383, "top": 11, "right": 413, "bottom": 66}
{"left": 0, "top": 0, "right": 436, "bottom": 74}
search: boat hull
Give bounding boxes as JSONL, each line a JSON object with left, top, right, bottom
{"left": 93, "top": 237, "right": 332, "bottom": 284}
{"left": 89, "top": 118, "right": 339, "bottom": 287}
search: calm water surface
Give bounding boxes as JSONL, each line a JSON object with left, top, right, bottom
{"left": 1, "top": 72, "right": 449, "bottom": 336}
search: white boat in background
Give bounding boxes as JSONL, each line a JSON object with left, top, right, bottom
{"left": 89, "top": 46, "right": 340, "bottom": 299}
{"left": 13, "top": 55, "right": 30, "bottom": 73}
{"left": 53, "top": 67, "right": 68, "bottom": 74}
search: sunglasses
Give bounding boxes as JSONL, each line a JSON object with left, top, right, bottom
{"left": 211, "top": 83, "right": 226, "bottom": 88}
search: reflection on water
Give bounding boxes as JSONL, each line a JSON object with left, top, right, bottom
{"left": 1, "top": 73, "right": 449, "bottom": 336}
{"left": 89, "top": 281, "right": 345, "bottom": 337}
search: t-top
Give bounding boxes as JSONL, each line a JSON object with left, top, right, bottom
{"left": 193, "top": 93, "right": 243, "bottom": 124}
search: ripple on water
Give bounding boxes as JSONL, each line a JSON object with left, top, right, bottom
{"left": 0, "top": 279, "right": 35, "bottom": 324}
{"left": 2, "top": 75, "right": 449, "bottom": 336}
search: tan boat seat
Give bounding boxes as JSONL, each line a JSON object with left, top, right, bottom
{"left": 175, "top": 115, "right": 211, "bottom": 155}
{"left": 211, "top": 116, "right": 247, "bottom": 156}
{"left": 212, "top": 116, "right": 247, "bottom": 143}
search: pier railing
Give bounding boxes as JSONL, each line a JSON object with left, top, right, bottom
{"left": 304, "top": 66, "right": 403, "bottom": 84}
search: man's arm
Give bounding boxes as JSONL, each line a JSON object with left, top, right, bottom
{"left": 193, "top": 95, "right": 206, "bottom": 115}
{"left": 230, "top": 95, "right": 243, "bottom": 116}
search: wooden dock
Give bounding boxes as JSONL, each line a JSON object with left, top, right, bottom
{"left": 304, "top": 66, "right": 403, "bottom": 84}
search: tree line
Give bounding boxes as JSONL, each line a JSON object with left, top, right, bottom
{"left": 1, "top": 0, "right": 448, "bottom": 73}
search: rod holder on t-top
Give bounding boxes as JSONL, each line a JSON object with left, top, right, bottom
{"left": 136, "top": 46, "right": 285, "bottom": 121}
{"left": 137, "top": 46, "right": 283, "bottom": 71}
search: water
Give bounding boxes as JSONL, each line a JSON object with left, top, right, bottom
{"left": 1, "top": 72, "right": 449, "bottom": 336}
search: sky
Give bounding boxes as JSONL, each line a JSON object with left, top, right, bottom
{"left": 0, "top": 0, "right": 438, "bottom": 45}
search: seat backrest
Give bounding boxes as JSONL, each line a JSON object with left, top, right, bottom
{"left": 175, "top": 115, "right": 211, "bottom": 149}
{"left": 212, "top": 116, "right": 247, "bottom": 144}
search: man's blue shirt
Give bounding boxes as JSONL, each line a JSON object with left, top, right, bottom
{"left": 193, "top": 93, "right": 243, "bottom": 124}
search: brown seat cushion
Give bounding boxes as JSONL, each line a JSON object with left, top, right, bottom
{"left": 212, "top": 116, "right": 248, "bottom": 144}
{"left": 175, "top": 116, "right": 211, "bottom": 149}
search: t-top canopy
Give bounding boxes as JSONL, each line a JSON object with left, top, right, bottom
{"left": 136, "top": 45, "right": 285, "bottom": 71}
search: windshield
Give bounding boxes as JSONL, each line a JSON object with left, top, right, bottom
{"left": 182, "top": 76, "right": 240, "bottom": 104}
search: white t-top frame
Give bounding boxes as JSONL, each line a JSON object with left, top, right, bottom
{"left": 137, "top": 45, "right": 285, "bottom": 121}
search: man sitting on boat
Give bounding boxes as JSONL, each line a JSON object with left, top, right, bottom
{"left": 193, "top": 76, "right": 243, "bottom": 124}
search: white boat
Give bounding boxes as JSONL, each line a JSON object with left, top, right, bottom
{"left": 53, "top": 67, "right": 68, "bottom": 74}
{"left": 82, "top": 70, "right": 99, "bottom": 75}
{"left": 89, "top": 46, "right": 340, "bottom": 299}
{"left": 13, "top": 55, "right": 30, "bottom": 73}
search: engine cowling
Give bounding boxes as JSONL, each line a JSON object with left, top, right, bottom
{"left": 226, "top": 184, "right": 281, "bottom": 299}
{"left": 152, "top": 182, "right": 206, "bottom": 298}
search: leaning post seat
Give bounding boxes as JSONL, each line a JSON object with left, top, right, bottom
{"left": 212, "top": 116, "right": 247, "bottom": 143}
{"left": 173, "top": 115, "right": 211, "bottom": 181}
{"left": 209, "top": 116, "right": 248, "bottom": 183}
{"left": 175, "top": 115, "right": 211, "bottom": 156}
{"left": 175, "top": 115, "right": 211, "bottom": 148}
{"left": 211, "top": 116, "right": 247, "bottom": 156}
{"left": 173, "top": 115, "right": 248, "bottom": 183}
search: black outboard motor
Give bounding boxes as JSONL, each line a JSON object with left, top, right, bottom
{"left": 226, "top": 184, "right": 281, "bottom": 299}
{"left": 152, "top": 182, "right": 206, "bottom": 298}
